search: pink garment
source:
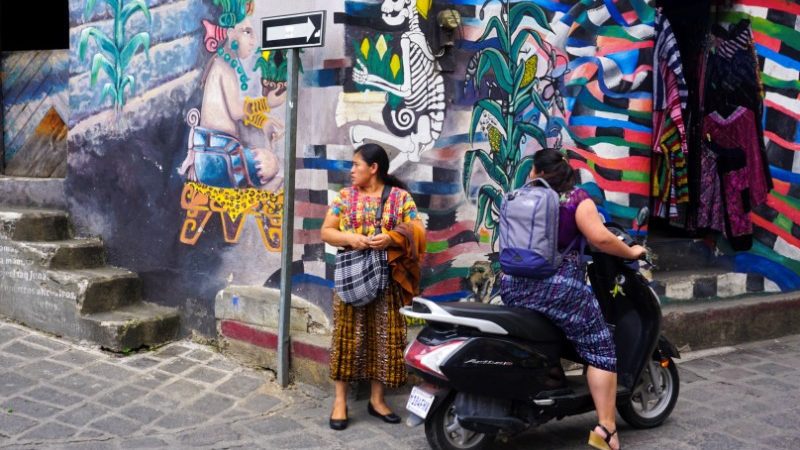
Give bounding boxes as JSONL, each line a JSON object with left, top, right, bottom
{"left": 697, "top": 107, "right": 769, "bottom": 237}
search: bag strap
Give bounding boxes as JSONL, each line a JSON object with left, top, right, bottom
{"left": 376, "top": 184, "right": 392, "bottom": 235}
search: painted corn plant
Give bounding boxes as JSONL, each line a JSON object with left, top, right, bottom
{"left": 78, "top": 0, "right": 152, "bottom": 111}
{"left": 353, "top": 34, "right": 404, "bottom": 108}
{"left": 464, "top": 0, "right": 552, "bottom": 246}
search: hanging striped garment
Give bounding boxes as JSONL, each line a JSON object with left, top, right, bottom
{"left": 653, "top": 10, "right": 688, "bottom": 111}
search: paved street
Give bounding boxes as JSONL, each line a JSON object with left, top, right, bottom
{"left": 1, "top": 318, "right": 799, "bottom": 450}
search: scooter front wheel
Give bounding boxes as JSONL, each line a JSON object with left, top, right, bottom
{"left": 425, "top": 393, "right": 495, "bottom": 450}
{"left": 618, "top": 358, "right": 680, "bottom": 428}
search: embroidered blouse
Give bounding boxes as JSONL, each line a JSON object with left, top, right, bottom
{"left": 329, "top": 186, "right": 418, "bottom": 236}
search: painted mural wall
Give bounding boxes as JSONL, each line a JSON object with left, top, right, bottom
{"left": 63, "top": 0, "right": 800, "bottom": 336}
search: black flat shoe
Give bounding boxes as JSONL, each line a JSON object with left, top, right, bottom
{"left": 368, "top": 402, "right": 401, "bottom": 424}
{"left": 329, "top": 407, "right": 349, "bottom": 430}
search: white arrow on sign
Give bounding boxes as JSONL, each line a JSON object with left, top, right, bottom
{"left": 266, "top": 17, "right": 319, "bottom": 43}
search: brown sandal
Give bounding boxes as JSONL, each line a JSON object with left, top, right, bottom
{"left": 588, "top": 423, "right": 619, "bottom": 450}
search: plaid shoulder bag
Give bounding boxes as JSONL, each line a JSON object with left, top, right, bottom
{"left": 333, "top": 186, "right": 391, "bottom": 307}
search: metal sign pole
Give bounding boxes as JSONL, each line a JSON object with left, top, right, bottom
{"left": 277, "top": 48, "right": 300, "bottom": 388}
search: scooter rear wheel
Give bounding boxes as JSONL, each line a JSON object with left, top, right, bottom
{"left": 618, "top": 358, "right": 680, "bottom": 428}
{"left": 425, "top": 393, "right": 495, "bottom": 450}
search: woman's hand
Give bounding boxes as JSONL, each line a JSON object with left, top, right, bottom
{"left": 349, "top": 234, "right": 371, "bottom": 250}
{"left": 368, "top": 233, "right": 392, "bottom": 250}
{"left": 628, "top": 245, "right": 647, "bottom": 261}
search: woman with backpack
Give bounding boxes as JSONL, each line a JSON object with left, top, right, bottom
{"left": 500, "top": 148, "right": 646, "bottom": 450}
{"left": 320, "top": 144, "right": 426, "bottom": 430}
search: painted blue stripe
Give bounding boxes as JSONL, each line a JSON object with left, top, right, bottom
{"left": 570, "top": 116, "right": 652, "bottom": 133}
{"left": 304, "top": 68, "right": 340, "bottom": 88}
{"left": 603, "top": 0, "right": 632, "bottom": 27}
{"left": 407, "top": 181, "right": 461, "bottom": 196}
{"left": 459, "top": 37, "right": 502, "bottom": 51}
{"left": 292, "top": 273, "right": 334, "bottom": 288}
{"left": 735, "top": 253, "right": 799, "bottom": 291}
{"left": 769, "top": 165, "right": 800, "bottom": 185}
{"left": 755, "top": 44, "right": 800, "bottom": 72}
{"left": 302, "top": 158, "right": 352, "bottom": 171}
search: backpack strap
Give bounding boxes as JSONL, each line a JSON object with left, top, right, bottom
{"left": 530, "top": 178, "right": 554, "bottom": 191}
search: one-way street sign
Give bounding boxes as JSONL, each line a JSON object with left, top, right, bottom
{"left": 261, "top": 11, "right": 325, "bottom": 51}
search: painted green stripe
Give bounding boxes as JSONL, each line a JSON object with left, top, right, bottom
{"left": 775, "top": 213, "right": 793, "bottom": 233}
{"left": 621, "top": 171, "right": 648, "bottom": 183}
{"left": 761, "top": 73, "right": 800, "bottom": 92}
{"left": 325, "top": 253, "right": 336, "bottom": 265}
{"left": 303, "top": 218, "right": 323, "bottom": 230}
{"left": 427, "top": 241, "right": 449, "bottom": 254}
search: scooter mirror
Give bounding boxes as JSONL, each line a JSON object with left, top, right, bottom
{"left": 636, "top": 207, "right": 649, "bottom": 230}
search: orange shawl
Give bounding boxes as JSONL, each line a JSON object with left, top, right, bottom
{"left": 387, "top": 221, "right": 426, "bottom": 306}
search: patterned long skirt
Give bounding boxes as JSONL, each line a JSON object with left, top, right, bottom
{"left": 329, "top": 281, "right": 407, "bottom": 388}
{"left": 500, "top": 252, "right": 617, "bottom": 372}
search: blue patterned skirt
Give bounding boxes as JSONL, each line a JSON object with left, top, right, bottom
{"left": 500, "top": 252, "right": 617, "bottom": 372}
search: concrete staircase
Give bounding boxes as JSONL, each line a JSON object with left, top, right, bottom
{"left": 0, "top": 178, "right": 180, "bottom": 351}
{"left": 648, "top": 236, "right": 778, "bottom": 302}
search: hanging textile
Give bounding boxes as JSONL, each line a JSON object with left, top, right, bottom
{"left": 692, "top": 19, "right": 772, "bottom": 250}
{"left": 651, "top": 10, "right": 690, "bottom": 223}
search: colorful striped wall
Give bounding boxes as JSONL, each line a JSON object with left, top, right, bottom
{"left": 728, "top": 1, "right": 800, "bottom": 290}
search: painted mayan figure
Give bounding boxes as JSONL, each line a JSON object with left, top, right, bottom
{"left": 351, "top": 0, "right": 445, "bottom": 169}
{"left": 177, "top": 0, "right": 284, "bottom": 251}
{"left": 178, "top": 0, "right": 280, "bottom": 190}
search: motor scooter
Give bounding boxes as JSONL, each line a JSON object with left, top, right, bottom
{"left": 400, "top": 208, "right": 680, "bottom": 450}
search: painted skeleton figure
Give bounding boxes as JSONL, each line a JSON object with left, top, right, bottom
{"left": 351, "top": 0, "right": 445, "bottom": 170}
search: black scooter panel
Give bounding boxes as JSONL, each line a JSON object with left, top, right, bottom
{"left": 588, "top": 253, "right": 662, "bottom": 389}
{"left": 438, "top": 302, "right": 565, "bottom": 343}
{"left": 440, "top": 337, "right": 565, "bottom": 399}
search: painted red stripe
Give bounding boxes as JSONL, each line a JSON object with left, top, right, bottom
{"left": 773, "top": 179, "right": 790, "bottom": 196}
{"left": 753, "top": 31, "right": 781, "bottom": 52}
{"left": 422, "top": 278, "right": 464, "bottom": 297}
{"left": 766, "top": 194, "right": 800, "bottom": 225}
{"left": 570, "top": 160, "right": 649, "bottom": 195}
{"left": 220, "top": 320, "right": 330, "bottom": 364}
{"left": 221, "top": 320, "right": 277, "bottom": 349}
{"left": 296, "top": 202, "right": 328, "bottom": 218}
{"left": 293, "top": 340, "right": 330, "bottom": 364}
{"left": 752, "top": 214, "right": 800, "bottom": 249}
{"left": 566, "top": 146, "right": 650, "bottom": 171}
{"left": 294, "top": 229, "right": 321, "bottom": 245}
{"left": 623, "top": 129, "right": 652, "bottom": 146}
{"left": 427, "top": 242, "right": 486, "bottom": 267}
{"left": 426, "top": 221, "right": 476, "bottom": 241}
{"left": 597, "top": 40, "right": 652, "bottom": 56}
{"left": 765, "top": 131, "right": 800, "bottom": 152}
{"left": 739, "top": 0, "right": 800, "bottom": 15}
{"left": 765, "top": 99, "right": 800, "bottom": 121}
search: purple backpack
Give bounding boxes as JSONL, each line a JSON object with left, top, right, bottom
{"left": 499, "top": 179, "right": 563, "bottom": 278}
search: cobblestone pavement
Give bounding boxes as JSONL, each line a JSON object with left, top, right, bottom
{"left": 1, "top": 318, "right": 799, "bottom": 449}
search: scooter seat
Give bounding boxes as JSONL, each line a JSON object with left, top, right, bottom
{"left": 438, "top": 302, "right": 564, "bottom": 342}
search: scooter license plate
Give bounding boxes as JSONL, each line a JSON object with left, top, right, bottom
{"left": 406, "top": 386, "right": 435, "bottom": 419}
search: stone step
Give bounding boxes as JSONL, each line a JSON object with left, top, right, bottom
{"left": 648, "top": 237, "right": 733, "bottom": 272}
{"left": 0, "top": 208, "right": 71, "bottom": 241}
{"left": 651, "top": 269, "right": 776, "bottom": 301}
{"left": 0, "top": 176, "right": 67, "bottom": 209}
{"left": 81, "top": 302, "right": 181, "bottom": 352}
{"left": 47, "top": 267, "right": 142, "bottom": 313}
{"left": 3, "top": 238, "right": 106, "bottom": 270}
